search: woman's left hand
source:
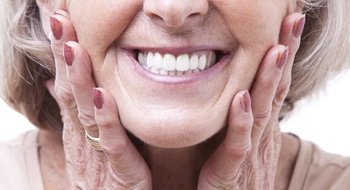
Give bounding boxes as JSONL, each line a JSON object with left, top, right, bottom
{"left": 198, "top": 13, "right": 305, "bottom": 189}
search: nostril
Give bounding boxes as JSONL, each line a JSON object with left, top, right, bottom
{"left": 188, "top": 13, "right": 201, "bottom": 18}
{"left": 148, "top": 12, "right": 163, "bottom": 21}
{"left": 143, "top": 0, "right": 209, "bottom": 28}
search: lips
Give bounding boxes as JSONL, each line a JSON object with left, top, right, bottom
{"left": 137, "top": 50, "right": 220, "bottom": 75}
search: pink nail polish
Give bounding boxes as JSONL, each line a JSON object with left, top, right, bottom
{"left": 93, "top": 89, "right": 104, "bottom": 109}
{"left": 50, "top": 16, "right": 62, "bottom": 40}
{"left": 276, "top": 47, "right": 289, "bottom": 70}
{"left": 240, "top": 91, "right": 251, "bottom": 113}
{"left": 63, "top": 43, "right": 74, "bottom": 66}
{"left": 293, "top": 14, "right": 306, "bottom": 38}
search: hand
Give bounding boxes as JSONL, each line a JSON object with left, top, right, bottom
{"left": 198, "top": 13, "right": 305, "bottom": 189}
{"left": 45, "top": 11, "right": 152, "bottom": 189}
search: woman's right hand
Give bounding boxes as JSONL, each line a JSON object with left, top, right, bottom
{"left": 46, "top": 11, "right": 152, "bottom": 189}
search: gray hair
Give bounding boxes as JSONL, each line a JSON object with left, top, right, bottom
{"left": 0, "top": 0, "right": 349, "bottom": 132}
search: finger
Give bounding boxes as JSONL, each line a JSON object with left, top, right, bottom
{"left": 94, "top": 88, "right": 152, "bottom": 189}
{"left": 50, "top": 11, "right": 77, "bottom": 90}
{"left": 64, "top": 41, "right": 98, "bottom": 137}
{"left": 250, "top": 45, "right": 288, "bottom": 149}
{"left": 276, "top": 13, "right": 305, "bottom": 116}
{"left": 50, "top": 11, "right": 78, "bottom": 122}
{"left": 199, "top": 91, "right": 253, "bottom": 189}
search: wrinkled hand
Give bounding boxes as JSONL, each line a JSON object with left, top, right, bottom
{"left": 198, "top": 13, "right": 304, "bottom": 190}
{"left": 46, "top": 11, "right": 152, "bottom": 189}
{"left": 45, "top": 10, "right": 304, "bottom": 189}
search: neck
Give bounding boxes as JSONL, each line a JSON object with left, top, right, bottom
{"left": 38, "top": 130, "right": 69, "bottom": 190}
{"left": 132, "top": 129, "right": 300, "bottom": 190}
{"left": 133, "top": 129, "right": 226, "bottom": 190}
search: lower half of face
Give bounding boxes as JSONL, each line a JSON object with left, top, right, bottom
{"left": 68, "top": 0, "right": 286, "bottom": 148}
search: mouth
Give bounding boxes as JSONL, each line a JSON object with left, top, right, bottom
{"left": 134, "top": 50, "right": 227, "bottom": 76}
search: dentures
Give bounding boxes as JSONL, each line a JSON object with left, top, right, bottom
{"left": 137, "top": 51, "right": 217, "bottom": 76}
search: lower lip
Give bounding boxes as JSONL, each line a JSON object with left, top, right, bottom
{"left": 123, "top": 49, "right": 232, "bottom": 85}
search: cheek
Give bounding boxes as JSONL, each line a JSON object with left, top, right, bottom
{"left": 213, "top": 0, "right": 286, "bottom": 93}
{"left": 68, "top": 1, "right": 142, "bottom": 63}
{"left": 214, "top": 0, "right": 285, "bottom": 50}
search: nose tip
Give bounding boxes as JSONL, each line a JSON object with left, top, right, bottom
{"left": 144, "top": 0, "right": 209, "bottom": 28}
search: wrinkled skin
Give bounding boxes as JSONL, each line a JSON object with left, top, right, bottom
{"left": 40, "top": 1, "right": 304, "bottom": 189}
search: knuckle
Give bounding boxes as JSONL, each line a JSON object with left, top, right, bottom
{"left": 266, "top": 78, "right": 279, "bottom": 90}
{"left": 254, "top": 109, "right": 271, "bottom": 128}
{"left": 236, "top": 124, "right": 252, "bottom": 136}
{"left": 225, "top": 141, "right": 252, "bottom": 160}
{"left": 55, "top": 83, "right": 74, "bottom": 103}
{"left": 273, "top": 81, "right": 291, "bottom": 109}
{"left": 261, "top": 72, "right": 280, "bottom": 89}
{"left": 277, "top": 78, "right": 291, "bottom": 97}
{"left": 202, "top": 167, "right": 239, "bottom": 190}
{"left": 53, "top": 50, "right": 64, "bottom": 61}
{"left": 77, "top": 111, "right": 96, "bottom": 128}
{"left": 102, "top": 139, "right": 129, "bottom": 159}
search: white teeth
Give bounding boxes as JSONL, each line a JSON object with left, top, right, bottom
{"left": 138, "top": 52, "right": 145, "bottom": 65}
{"left": 146, "top": 52, "right": 154, "bottom": 68}
{"left": 163, "top": 54, "right": 176, "bottom": 71}
{"left": 206, "top": 51, "right": 216, "bottom": 69}
{"left": 150, "top": 67, "right": 160, "bottom": 74}
{"left": 153, "top": 52, "right": 163, "bottom": 69}
{"left": 138, "top": 51, "right": 217, "bottom": 75}
{"left": 176, "top": 54, "right": 190, "bottom": 71}
{"left": 190, "top": 54, "right": 199, "bottom": 69}
{"left": 176, "top": 71, "right": 184, "bottom": 76}
{"left": 198, "top": 54, "right": 207, "bottom": 70}
{"left": 160, "top": 69, "right": 168, "bottom": 75}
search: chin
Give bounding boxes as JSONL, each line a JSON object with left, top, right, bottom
{"left": 118, "top": 107, "right": 228, "bottom": 148}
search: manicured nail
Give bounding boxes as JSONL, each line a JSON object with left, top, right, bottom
{"left": 276, "top": 47, "right": 289, "bottom": 70}
{"left": 50, "top": 16, "right": 62, "bottom": 40}
{"left": 93, "top": 89, "right": 104, "bottom": 109}
{"left": 293, "top": 14, "right": 306, "bottom": 38}
{"left": 240, "top": 90, "right": 251, "bottom": 112}
{"left": 63, "top": 43, "right": 74, "bottom": 66}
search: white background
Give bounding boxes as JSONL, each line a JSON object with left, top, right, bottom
{"left": 1, "top": 70, "right": 350, "bottom": 156}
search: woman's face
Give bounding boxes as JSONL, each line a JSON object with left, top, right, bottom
{"left": 62, "top": 0, "right": 290, "bottom": 148}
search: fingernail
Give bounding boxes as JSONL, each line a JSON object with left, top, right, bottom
{"left": 293, "top": 14, "right": 306, "bottom": 38}
{"left": 240, "top": 90, "right": 251, "bottom": 113}
{"left": 93, "top": 89, "right": 104, "bottom": 109}
{"left": 50, "top": 16, "right": 62, "bottom": 40}
{"left": 276, "top": 47, "right": 289, "bottom": 70}
{"left": 64, "top": 43, "right": 74, "bottom": 66}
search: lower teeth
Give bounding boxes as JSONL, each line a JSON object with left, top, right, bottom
{"left": 143, "top": 65, "right": 201, "bottom": 76}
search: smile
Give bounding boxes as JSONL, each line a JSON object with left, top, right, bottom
{"left": 135, "top": 50, "right": 227, "bottom": 76}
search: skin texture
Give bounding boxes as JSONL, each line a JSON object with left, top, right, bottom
{"left": 59, "top": 0, "right": 288, "bottom": 147}
{"left": 37, "top": 0, "right": 304, "bottom": 189}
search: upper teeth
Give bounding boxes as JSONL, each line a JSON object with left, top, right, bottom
{"left": 137, "top": 51, "right": 216, "bottom": 76}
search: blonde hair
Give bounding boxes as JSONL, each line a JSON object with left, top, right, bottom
{"left": 0, "top": 0, "right": 61, "bottom": 132}
{"left": 281, "top": 0, "right": 350, "bottom": 117}
{"left": 0, "top": 0, "right": 349, "bottom": 132}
